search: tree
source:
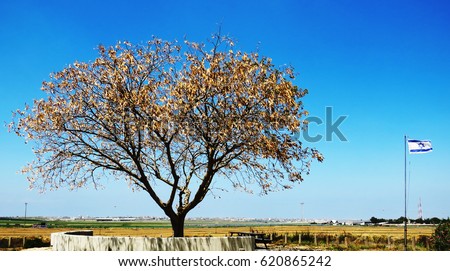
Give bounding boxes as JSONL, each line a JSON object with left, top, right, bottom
{"left": 11, "top": 35, "right": 323, "bottom": 237}
{"left": 370, "top": 216, "right": 386, "bottom": 224}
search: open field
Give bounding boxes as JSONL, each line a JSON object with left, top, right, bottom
{"left": 0, "top": 218, "right": 435, "bottom": 250}
{"left": 0, "top": 224, "right": 434, "bottom": 238}
{"left": 0, "top": 218, "right": 435, "bottom": 238}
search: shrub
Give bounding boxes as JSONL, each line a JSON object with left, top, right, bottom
{"left": 24, "top": 237, "right": 50, "bottom": 248}
{"left": 431, "top": 219, "right": 450, "bottom": 251}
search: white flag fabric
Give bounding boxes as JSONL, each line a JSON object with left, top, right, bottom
{"left": 407, "top": 139, "right": 432, "bottom": 154}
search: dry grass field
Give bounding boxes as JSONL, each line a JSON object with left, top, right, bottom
{"left": 0, "top": 224, "right": 434, "bottom": 239}
{"left": 0, "top": 219, "right": 437, "bottom": 250}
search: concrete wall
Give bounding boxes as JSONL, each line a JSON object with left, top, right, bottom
{"left": 51, "top": 231, "right": 255, "bottom": 251}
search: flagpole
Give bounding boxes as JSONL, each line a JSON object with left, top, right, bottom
{"left": 403, "top": 137, "right": 432, "bottom": 250}
{"left": 404, "top": 135, "right": 408, "bottom": 251}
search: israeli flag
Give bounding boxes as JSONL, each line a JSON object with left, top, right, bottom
{"left": 407, "top": 139, "right": 432, "bottom": 154}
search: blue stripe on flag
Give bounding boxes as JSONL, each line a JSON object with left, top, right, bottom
{"left": 409, "top": 148, "right": 432, "bottom": 153}
{"left": 407, "top": 139, "right": 431, "bottom": 143}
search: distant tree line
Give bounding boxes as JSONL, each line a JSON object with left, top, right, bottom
{"left": 370, "top": 216, "right": 447, "bottom": 225}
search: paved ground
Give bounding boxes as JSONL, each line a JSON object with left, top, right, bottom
{"left": 22, "top": 247, "right": 52, "bottom": 251}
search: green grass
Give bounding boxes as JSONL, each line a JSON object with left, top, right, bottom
{"left": 0, "top": 218, "right": 44, "bottom": 226}
{"left": 0, "top": 217, "right": 296, "bottom": 229}
{"left": 0, "top": 217, "right": 172, "bottom": 229}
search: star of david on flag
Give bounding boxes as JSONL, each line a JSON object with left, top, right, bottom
{"left": 407, "top": 139, "right": 432, "bottom": 154}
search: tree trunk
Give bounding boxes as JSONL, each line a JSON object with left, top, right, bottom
{"left": 169, "top": 213, "right": 186, "bottom": 237}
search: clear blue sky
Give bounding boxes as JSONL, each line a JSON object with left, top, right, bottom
{"left": 1, "top": 0, "right": 449, "bottom": 220}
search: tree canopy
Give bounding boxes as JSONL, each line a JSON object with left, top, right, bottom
{"left": 11, "top": 35, "right": 323, "bottom": 236}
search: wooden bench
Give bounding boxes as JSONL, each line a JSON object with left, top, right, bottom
{"left": 229, "top": 231, "right": 271, "bottom": 249}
